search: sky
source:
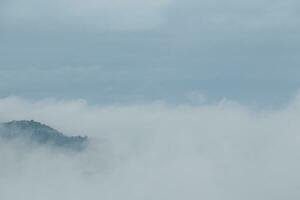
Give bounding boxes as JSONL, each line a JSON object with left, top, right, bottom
{"left": 1, "top": 0, "right": 300, "bottom": 105}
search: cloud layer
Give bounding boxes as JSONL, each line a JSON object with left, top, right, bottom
{"left": 0, "top": 0, "right": 169, "bottom": 31}
{"left": 1, "top": 96, "right": 300, "bottom": 199}
{"left": 2, "top": 0, "right": 300, "bottom": 32}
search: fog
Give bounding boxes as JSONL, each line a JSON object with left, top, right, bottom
{"left": 1, "top": 96, "right": 300, "bottom": 199}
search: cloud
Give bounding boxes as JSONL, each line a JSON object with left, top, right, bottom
{"left": 0, "top": 0, "right": 169, "bottom": 31}
{"left": 2, "top": 0, "right": 300, "bottom": 33}
{"left": 157, "top": 0, "right": 300, "bottom": 52}
{"left": 171, "top": 0, "right": 300, "bottom": 30}
{"left": 1, "top": 96, "right": 300, "bottom": 199}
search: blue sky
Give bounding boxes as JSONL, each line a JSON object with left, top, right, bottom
{"left": 1, "top": 0, "right": 300, "bottom": 105}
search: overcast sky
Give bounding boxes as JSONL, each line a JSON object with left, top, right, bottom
{"left": 1, "top": 0, "right": 300, "bottom": 105}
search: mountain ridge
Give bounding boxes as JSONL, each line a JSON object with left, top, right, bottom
{"left": 0, "top": 120, "right": 88, "bottom": 151}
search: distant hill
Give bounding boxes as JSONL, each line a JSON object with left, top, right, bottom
{"left": 0, "top": 120, "right": 88, "bottom": 151}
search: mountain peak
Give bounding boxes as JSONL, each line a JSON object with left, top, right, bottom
{"left": 1, "top": 120, "right": 88, "bottom": 151}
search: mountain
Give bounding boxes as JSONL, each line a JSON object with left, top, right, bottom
{"left": 0, "top": 120, "right": 88, "bottom": 151}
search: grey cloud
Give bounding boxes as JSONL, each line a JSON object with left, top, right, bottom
{"left": 2, "top": 0, "right": 300, "bottom": 32}
{"left": 0, "top": 0, "right": 169, "bottom": 31}
{"left": 165, "top": 0, "right": 300, "bottom": 32}
{"left": 1, "top": 0, "right": 300, "bottom": 105}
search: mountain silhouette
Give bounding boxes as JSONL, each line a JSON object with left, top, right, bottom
{"left": 0, "top": 120, "right": 88, "bottom": 151}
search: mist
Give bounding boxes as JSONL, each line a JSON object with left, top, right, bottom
{"left": 0, "top": 96, "right": 300, "bottom": 199}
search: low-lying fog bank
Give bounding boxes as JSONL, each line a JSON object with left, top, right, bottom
{"left": 1, "top": 96, "right": 300, "bottom": 200}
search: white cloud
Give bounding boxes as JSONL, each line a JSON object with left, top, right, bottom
{"left": 1, "top": 96, "right": 300, "bottom": 199}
